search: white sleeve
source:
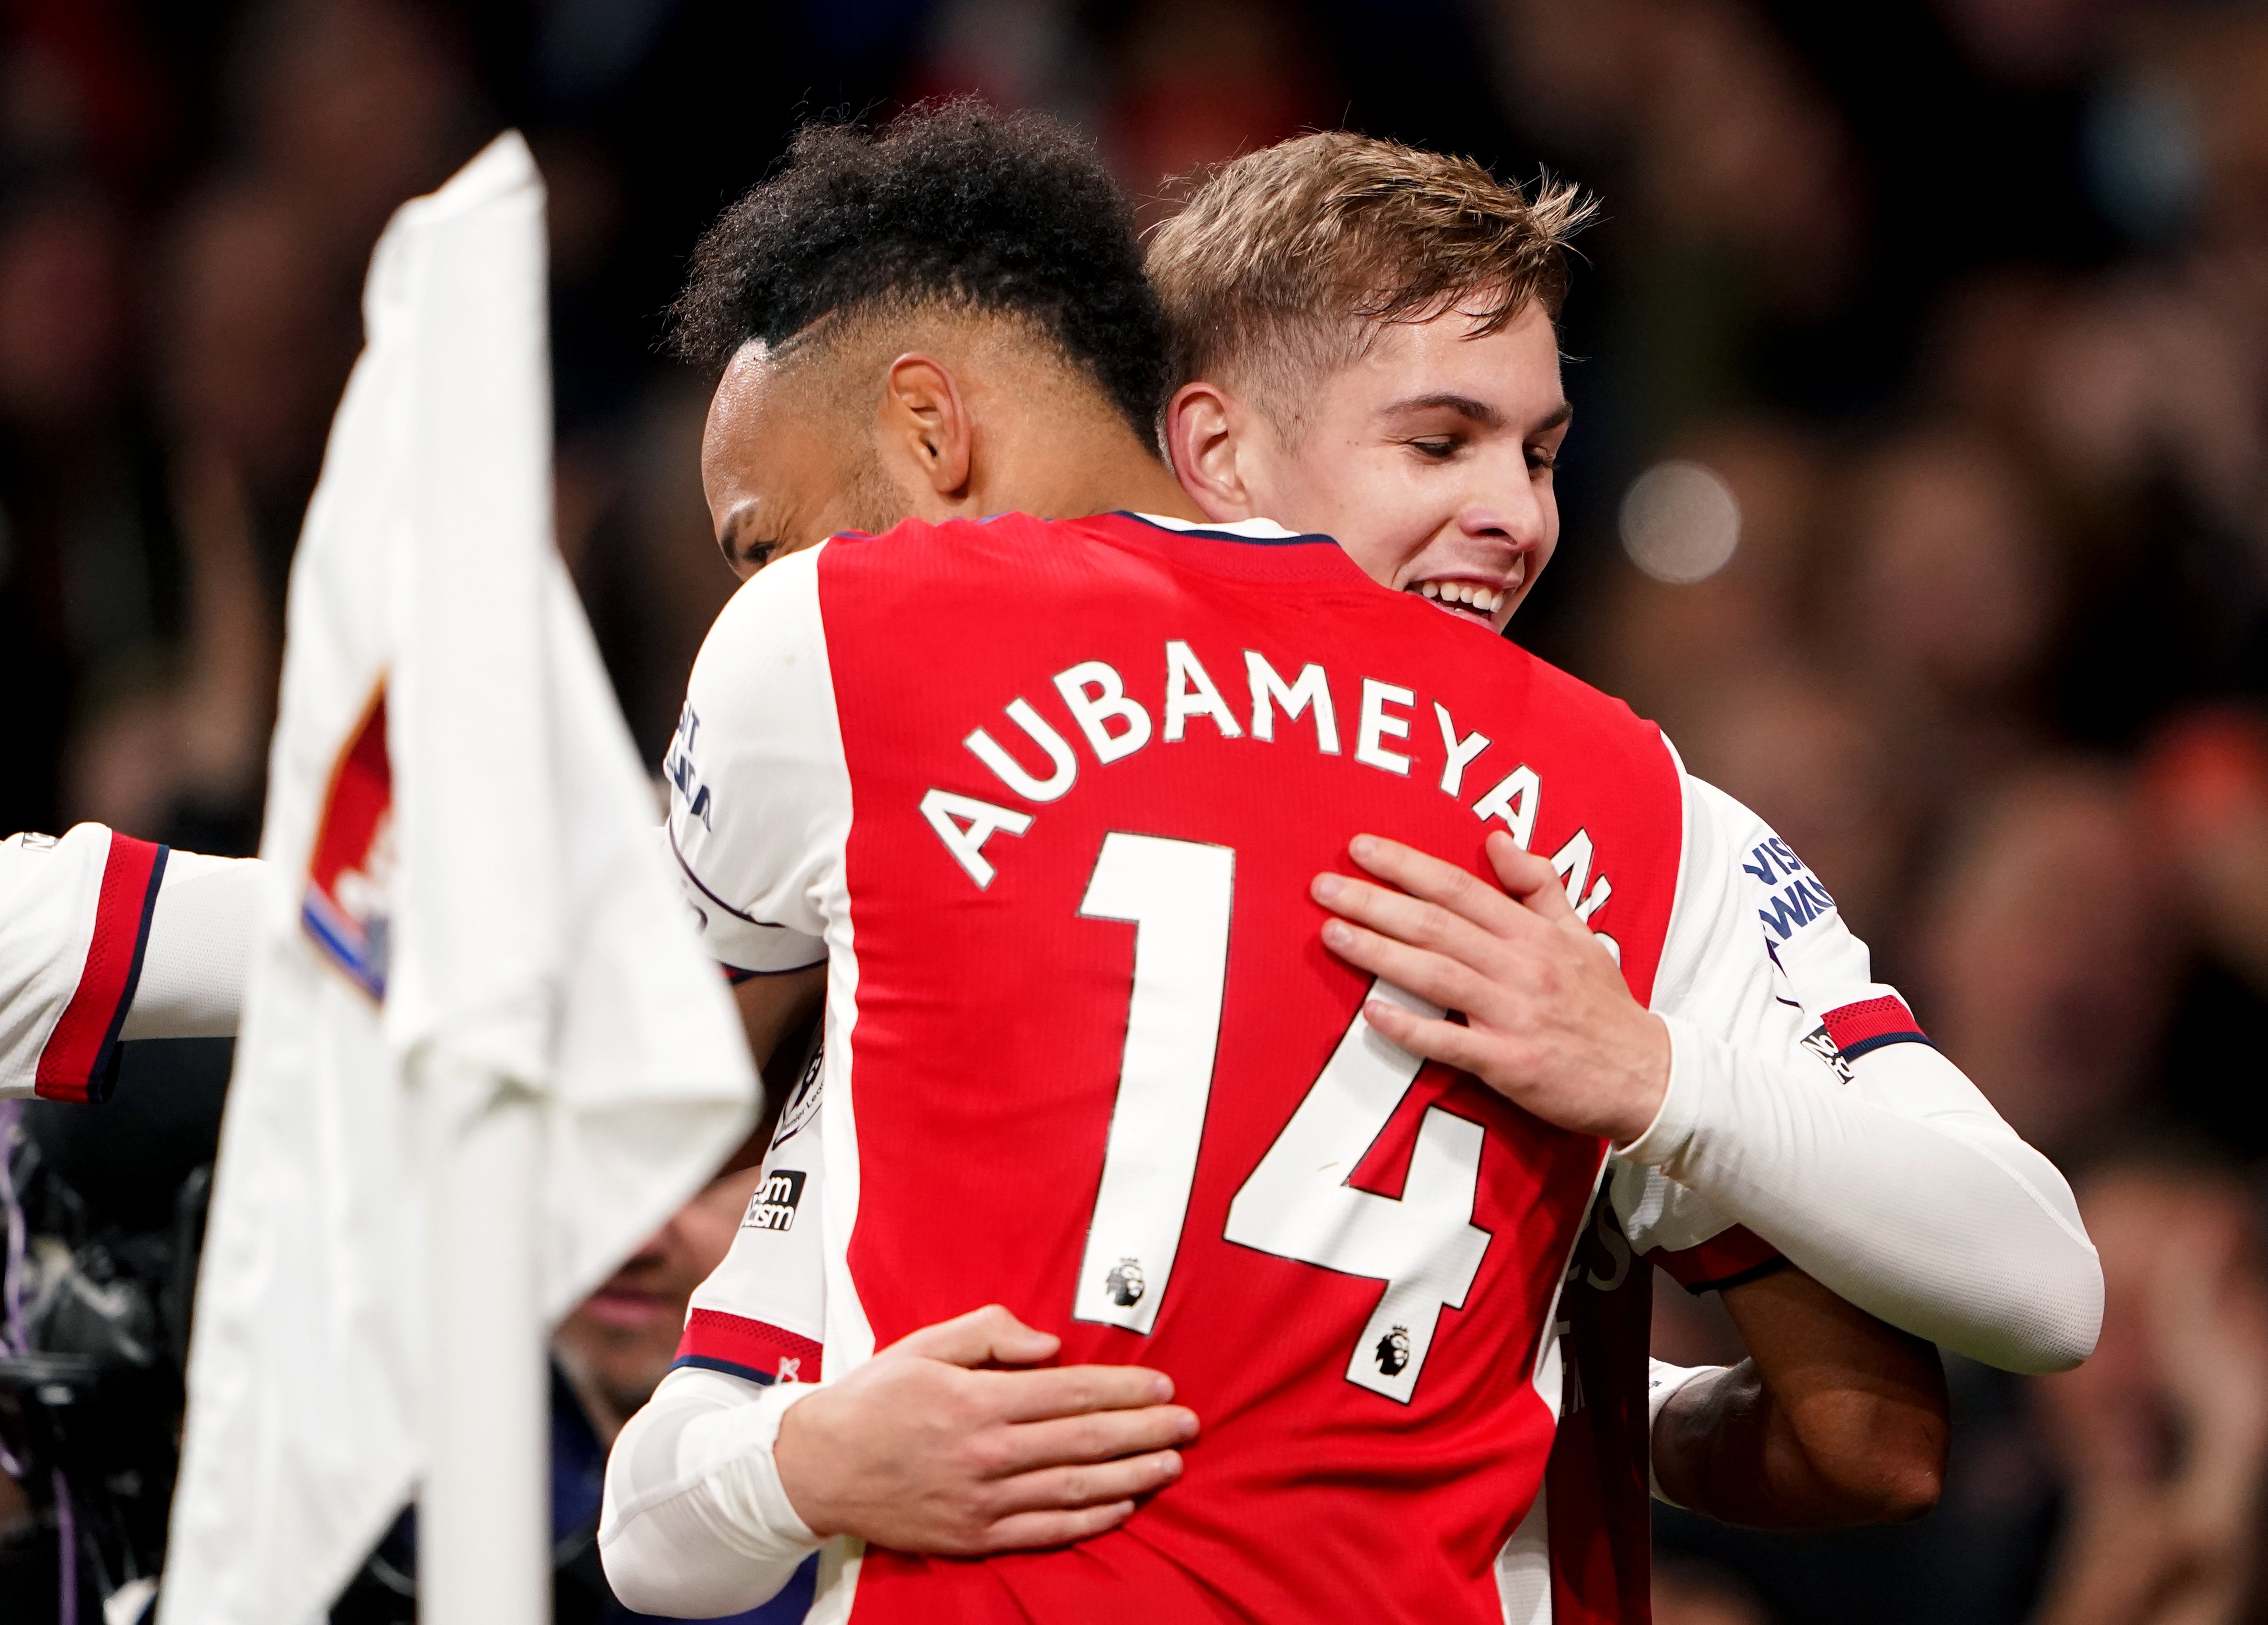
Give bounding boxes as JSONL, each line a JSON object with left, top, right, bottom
{"left": 598, "top": 914, "right": 838, "bottom": 1610}
{"left": 599, "top": 1366, "right": 824, "bottom": 1615}
{"left": 0, "top": 825, "right": 260, "bottom": 1099}
{"left": 663, "top": 546, "right": 848, "bottom": 976}
{"left": 1624, "top": 759, "right": 2102, "bottom": 1375}
{"left": 122, "top": 849, "right": 262, "bottom": 1039}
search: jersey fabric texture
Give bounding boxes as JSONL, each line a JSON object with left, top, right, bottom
{"left": 667, "top": 512, "right": 1691, "bottom": 1625}
{"left": 687, "top": 1054, "right": 1805, "bottom": 1625}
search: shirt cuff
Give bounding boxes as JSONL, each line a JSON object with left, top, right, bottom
{"left": 1618, "top": 1012, "right": 1707, "bottom": 1164}
{"left": 17, "top": 830, "right": 171, "bottom": 1103}
{"left": 1654, "top": 1226, "right": 1787, "bottom": 1296}
{"left": 707, "top": 1381, "right": 822, "bottom": 1559}
{"left": 1646, "top": 1359, "right": 1721, "bottom": 1507}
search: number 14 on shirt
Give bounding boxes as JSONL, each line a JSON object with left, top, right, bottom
{"left": 1072, "top": 832, "right": 1494, "bottom": 1403}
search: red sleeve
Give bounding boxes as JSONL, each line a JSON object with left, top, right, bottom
{"left": 1652, "top": 1223, "right": 1786, "bottom": 1296}
{"left": 36, "top": 834, "right": 168, "bottom": 1105}
{"left": 674, "top": 1307, "right": 823, "bottom": 1387}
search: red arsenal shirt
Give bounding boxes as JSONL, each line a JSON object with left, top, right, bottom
{"left": 666, "top": 511, "right": 1688, "bottom": 1624}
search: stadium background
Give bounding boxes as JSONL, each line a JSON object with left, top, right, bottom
{"left": 2, "top": 0, "right": 2268, "bottom": 1621}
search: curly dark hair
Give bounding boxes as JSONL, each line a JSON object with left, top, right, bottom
{"left": 670, "top": 100, "right": 1169, "bottom": 438}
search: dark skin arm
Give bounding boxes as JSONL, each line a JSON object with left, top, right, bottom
{"left": 717, "top": 966, "right": 828, "bottom": 1174}
{"left": 1654, "top": 1265, "right": 1949, "bottom": 1528}
{"left": 735, "top": 964, "right": 827, "bottom": 1078}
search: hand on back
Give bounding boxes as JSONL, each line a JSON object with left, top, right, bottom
{"left": 1311, "top": 830, "right": 1671, "bottom": 1145}
{"left": 772, "top": 1303, "right": 1197, "bottom": 1554}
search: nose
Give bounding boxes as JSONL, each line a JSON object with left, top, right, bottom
{"left": 614, "top": 1225, "right": 674, "bottom": 1274}
{"left": 1456, "top": 455, "right": 1553, "bottom": 558}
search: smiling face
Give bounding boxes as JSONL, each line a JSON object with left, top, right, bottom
{"left": 1174, "top": 299, "right": 1571, "bottom": 633}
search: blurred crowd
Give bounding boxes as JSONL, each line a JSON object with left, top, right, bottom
{"left": 3, "top": 0, "right": 2268, "bottom": 1622}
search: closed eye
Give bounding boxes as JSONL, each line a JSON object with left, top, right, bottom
{"left": 722, "top": 533, "right": 785, "bottom": 577}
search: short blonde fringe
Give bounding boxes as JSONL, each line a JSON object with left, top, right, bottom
{"left": 1146, "top": 131, "right": 1595, "bottom": 426}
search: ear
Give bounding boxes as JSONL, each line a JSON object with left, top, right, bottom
{"left": 1164, "top": 380, "right": 1262, "bottom": 522}
{"left": 877, "top": 353, "right": 974, "bottom": 502}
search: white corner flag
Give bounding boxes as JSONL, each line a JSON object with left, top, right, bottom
{"left": 157, "top": 134, "right": 758, "bottom": 1625}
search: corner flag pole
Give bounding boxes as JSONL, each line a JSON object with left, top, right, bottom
{"left": 160, "top": 130, "right": 752, "bottom": 1625}
{"left": 417, "top": 1049, "right": 548, "bottom": 1625}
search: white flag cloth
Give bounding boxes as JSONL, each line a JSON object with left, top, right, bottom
{"left": 158, "top": 134, "right": 757, "bottom": 1625}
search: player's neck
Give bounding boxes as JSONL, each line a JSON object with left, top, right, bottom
{"left": 980, "top": 416, "right": 1204, "bottom": 526}
{"left": 1090, "top": 451, "right": 1206, "bottom": 525}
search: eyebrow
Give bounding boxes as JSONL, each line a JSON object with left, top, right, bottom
{"left": 1379, "top": 394, "right": 1574, "bottom": 436}
{"left": 719, "top": 504, "right": 761, "bottom": 564}
{"left": 1381, "top": 392, "right": 1501, "bottom": 428}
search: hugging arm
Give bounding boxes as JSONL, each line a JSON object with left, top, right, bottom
{"left": 1629, "top": 771, "right": 2098, "bottom": 1375}
{"left": 603, "top": 1048, "right": 1196, "bottom": 1609}
{"left": 601, "top": 1306, "right": 1196, "bottom": 1612}
{"left": 1651, "top": 1266, "right": 1948, "bottom": 1528}
{"left": 1313, "top": 762, "right": 2101, "bottom": 1376}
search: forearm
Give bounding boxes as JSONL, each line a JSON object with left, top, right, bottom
{"left": 1653, "top": 1362, "right": 1900, "bottom": 1529}
{"left": 1626, "top": 1020, "right": 2101, "bottom": 1373}
{"left": 732, "top": 963, "right": 825, "bottom": 1074}
{"left": 599, "top": 1367, "right": 821, "bottom": 1616}
{"left": 1645, "top": 1359, "right": 1719, "bottom": 1504}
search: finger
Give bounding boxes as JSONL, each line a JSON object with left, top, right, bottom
{"left": 978, "top": 1362, "right": 1178, "bottom": 1424}
{"left": 1360, "top": 997, "right": 1499, "bottom": 1076}
{"left": 1312, "top": 870, "right": 1507, "bottom": 969}
{"left": 1318, "top": 917, "right": 1485, "bottom": 1015}
{"left": 972, "top": 1500, "right": 1140, "bottom": 1555}
{"left": 985, "top": 1450, "right": 1186, "bottom": 1518}
{"left": 1484, "top": 831, "right": 1578, "bottom": 925}
{"left": 887, "top": 1303, "right": 1061, "bottom": 1369}
{"left": 988, "top": 1405, "right": 1199, "bottom": 1475}
{"left": 1346, "top": 834, "right": 1536, "bottom": 937}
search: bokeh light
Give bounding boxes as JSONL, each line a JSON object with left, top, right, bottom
{"left": 1617, "top": 460, "right": 1741, "bottom": 585}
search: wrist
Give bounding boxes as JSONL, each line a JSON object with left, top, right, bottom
{"left": 768, "top": 1384, "right": 841, "bottom": 1540}
{"left": 1607, "top": 1012, "right": 1673, "bottom": 1147}
{"left": 1646, "top": 1358, "right": 1723, "bottom": 1508}
{"left": 1619, "top": 1013, "right": 1702, "bottom": 1166}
